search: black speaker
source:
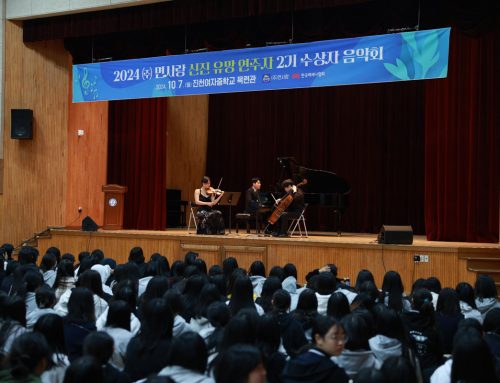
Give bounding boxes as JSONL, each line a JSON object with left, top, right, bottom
{"left": 378, "top": 225, "right": 413, "bottom": 244}
{"left": 82, "top": 216, "right": 98, "bottom": 232}
{"left": 11, "top": 109, "right": 33, "bottom": 140}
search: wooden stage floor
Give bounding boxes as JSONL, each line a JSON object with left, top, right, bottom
{"left": 38, "top": 228, "right": 500, "bottom": 291}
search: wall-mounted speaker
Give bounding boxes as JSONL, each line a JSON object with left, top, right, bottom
{"left": 378, "top": 225, "right": 413, "bottom": 244}
{"left": 82, "top": 216, "right": 98, "bottom": 232}
{"left": 11, "top": 109, "right": 33, "bottom": 140}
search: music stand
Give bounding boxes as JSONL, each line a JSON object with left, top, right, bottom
{"left": 218, "top": 192, "right": 241, "bottom": 234}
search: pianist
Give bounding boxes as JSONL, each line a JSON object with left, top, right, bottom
{"left": 245, "top": 177, "right": 263, "bottom": 213}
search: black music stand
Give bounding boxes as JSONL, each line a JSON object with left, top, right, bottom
{"left": 218, "top": 192, "right": 241, "bottom": 234}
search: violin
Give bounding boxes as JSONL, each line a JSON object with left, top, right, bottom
{"left": 207, "top": 187, "right": 224, "bottom": 196}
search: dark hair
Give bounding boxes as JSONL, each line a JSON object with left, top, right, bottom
{"left": 167, "top": 332, "right": 208, "bottom": 373}
{"left": 78, "top": 252, "right": 90, "bottom": 263}
{"left": 355, "top": 269, "right": 375, "bottom": 291}
{"left": 257, "top": 276, "right": 282, "bottom": 313}
{"left": 66, "top": 287, "right": 95, "bottom": 323}
{"left": 113, "top": 281, "right": 137, "bottom": 313}
{"left": 255, "top": 314, "right": 281, "bottom": 358}
{"left": 210, "top": 274, "right": 227, "bottom": 297}
{"left": 208, "top": 264, "right": 223, "bottom": 277}
{"left": 182, "top": 274, "right": 207, "bottom": 320}
{"left": 90, "top": 249, "right": 104, "bottom": 263}
{"left": 128, "top": 247, "right": 145, "bottom": 265}
{"left": 106, "top": 300, "right": 131, "bottom": 331}
{"left": 63, "top": 356, "right": 103, "bottom": 383}
{"left": 214, "top": 344, "right": 262, "bottom": 383}
{"left": 411, "top": 289, "right": 435, "bottom": 324}
{"left": 312, "top": 315, "right": 342, "bottom": 343}
{"left": 359, "top": 281, "right": 381, "bottom": 305}
{"left": 201, "top": 176, "right": 211, "bottom": 184}
{"left": 315, "top": 272, "right": 336, "bottom": 295}
{"left": 228, "top": 276, "right": 256, "bottom": 316}
{"left": 194, "top": 259, "right": 207, "bottom": 275}
{"left": 474, "top": 274, "right": 498, "bottom": 299}
{"left": 296, "top": 288, "right": 318, "bottom": 312}
{"left": 77, "top": 270, "right": 104, "bottom": 298}
{"left": 184, "top": 251, "right": 199, "bottom": 265}
{"left": 341, "top": 313, "right": 370, "bottom": 350}
{"left": 382, "top": 271, "right": 405, "bottom": 312}
{"left": 283, "top": 263, "right": 298, "bottom": 279}
{"left": 206, "top": 301, "right": 231, "bottom": 353}
{"left": 326, "top": 291, "right": 350, "bottom": 320}
{"left": 372, "top": 304, "right": 407, "bottom": 343}
{"left": 269, "top": 266, "right": 285, "bottom": 282}
{"left": 220, "top": 310, "right": 259, "bottom": 351}
{"left": 136, "top": 298, "right": 173, "bottom": 352}
{"left": 163, "top": 289, "right": 185, "bottom": 315}
{"left": 249, "top": 261, "right": 266, "bottom": 277}
{"left": 83, "top": 331, "right": 114, "bottom": 364}
{"left": 193, "top": 283, "right": 222, "bottom": 319}
{"left": 425, "top": 277, "right": 442, "bottom": 294}
{"left": 1, "top": 295, "right": 26, "bottom": 325}
{"left": 436, "top": 288, "right": 461, "bottom": 315}
{"left": 53, "top": 261, "right": 75, "bottom": 290}
{"left": 34, "top": 313, "right": 67, "bottom": 357}
{"left": 222, "top": 257, "right": 239, "bottom": 279}
{"left": 18, "top": 246, "right": 39, "bottom": 265}
{"left": 226, "top": 268, "right": 247, "bottom": 296}
{"left": 281, "top": 179, "right": 294, "bottom": 189}
{"left": 36, "top": 285, "right": 56, "bottom": 309}
{"left": 0, "top": 243, "right": 14, "bottom": 260}
{"left": 271, "top": 289, "right": 291, "bottom": 313}
{"left": 411, "top": 278, "right": 427, "bottom": 295}
{"left": 251, "top": 177, "right": 260, "bottom": 184}
{"left": 381, "top": 356, "right": 417, "bottom": 383}
{"left": 451, "top": 327, "right": 498, "bottom": 383}
{"left": 77, "top": 258, "right": 96, "bottom": 277}
{"left": 113, "top": 262, "right": 140, "bottom": 286}
{"left": 483, "top": 308, "right": 500, "bottom": 334}
{"left": 7, "top": 332, "right": 51, "bottom": 379}
{"left": 170, "top": 260, "right": 186, "bottom": 278}
{"left": 45, "top": 247, "right": 61, "bottom": 264}
{"left": 61, "top": 253, "right": 76, "bottom": 264}
{"left": 141, "top": 276, "right": 169, "bottom": 305}
{"left": 40, "top": 253, "right": 57, "bottom": 272}
{"left": 455, "top": 282, "right": 477, "bottom": 309}
{"left": 24, "top": 269, "right": 44, "bottom": 292}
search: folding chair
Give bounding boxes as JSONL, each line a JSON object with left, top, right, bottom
{"left": 288, "top": 204, "right": 308, "bottom": 237}
{"left": 187, "top": 202, "right": 199, "bottom": 233}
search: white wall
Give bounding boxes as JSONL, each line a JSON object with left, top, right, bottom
{"left": 7, "top": 0, "right": 171, "bottom": 20}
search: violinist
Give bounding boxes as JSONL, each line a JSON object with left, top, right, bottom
{"left": 271, "top": 179, "right": 305, "bottom": 237}
{"left": 194, "top": 176, "right": 225, "bottom": 235}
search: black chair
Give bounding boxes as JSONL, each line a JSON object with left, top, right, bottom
{"left": 235, "top": 213, "right": 252, "bottom": 233}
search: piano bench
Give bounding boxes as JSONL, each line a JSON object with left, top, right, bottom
{"left": 235, "top": 213, "right": 252, "bottom": 233}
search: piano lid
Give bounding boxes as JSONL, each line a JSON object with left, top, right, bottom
{"left": 277, "top": 157, "right": 351, "bottom": 195}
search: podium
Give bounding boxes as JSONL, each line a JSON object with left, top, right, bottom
{"left": 102, "top": 184, "right": 128, "bottom": 230}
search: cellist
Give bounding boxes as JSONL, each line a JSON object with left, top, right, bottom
{"left": 271, "top": 179, "right": 305, "bottom": 237}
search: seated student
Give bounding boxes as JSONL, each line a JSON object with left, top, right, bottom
{"left": 381, "top": 271, "right": 411, "bottom": 312}
{"left": 255, "top": 315, "right": 287, "bottom": 383}
{"left": 34, "top": 314, "right": 70, "bottom": 383}
{"left": 326, "top": 292, "right": 350, "bottom": 321}
{"left": 435, "top": 288, "right": 464, "bottom": 355}
{"left": 83, "top": 331, "right": 131, "bottom": 383}
{"left": 228, "top": 276, "right": 264, "bottom": 316}
{"left": 214, "top": 344, "right": 266, "bottom": 383}
{"left": 203, "top": 302, "right": 231, "bottom": 356}
{"left": 381, "top": 356, "right": 418, "bottom": 383}
{"left": 124, "top": 299, "right": 173, "bottom": 381}
{"left": 455, "top": 282, "right": 482, "bottom": 324}
{"left": 474, "top": 275, "right": 500, "bottom": 320}
{"left": 63, "top": 356, "right": 103, "bottom": 383}
{"left": 0, "top": 295, "right": 27, "bottom": 357}
{"left": 40, "top": 252, "right": 58, "bottom": 288}
{"left": 158, "top": 332, "right": 214, "bottom": 383}
{"left": 292, "top": 288, "right": 319, "bottom": 342}
{"left": 333, "top": 313, "right": 376, "bottom": 379}
{"left": 23, "top": 270, "right": 45, "bottom": 319}
{"left": 282, "top": 315, "right": 349, "bottom": 383}
{"left": 483, "top": 308, "right": 500, "bottom": 359}
{"left": 163, "top": 290, "right": 193, "bottom": 338}
{"left": 190, "top": 283, "right": 223, "bottom": 333}
{"left": 27, "top": 285, "right": 60, "bottom": 330}
{"left": 255, "top": 277, "right": 282, "bottom": 314}
{"left": 101, "top": 301, "right": 133, "bottom": 371}
{"left": 0, "top": 332, "right": 51, "bottom": 383}
{"left": 53, "top": 261, "right": 76, "bottom": 302}
{"left": 249, "top": 260, "right": 267, "bottom": 298}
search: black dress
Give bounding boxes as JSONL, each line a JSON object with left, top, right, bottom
{"left": 196, "top": 191, "right": 225, "bottom": 235}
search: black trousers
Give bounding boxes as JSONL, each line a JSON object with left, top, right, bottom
{"left": 277, "top": 211, "right": 302, "bottom": 234}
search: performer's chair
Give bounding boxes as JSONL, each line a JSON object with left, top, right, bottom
{"left": 235, "top": 213, "right": 252, "bottom": 233}
{"left": 288, "top": 204, "right": 308, "bottom": 237}
{"left": 187, "top": 202, "right": 199, "bottom": 233}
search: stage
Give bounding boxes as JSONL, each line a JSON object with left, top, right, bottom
{"left": 37, "top": 228, "right": 500, "bottom": 291}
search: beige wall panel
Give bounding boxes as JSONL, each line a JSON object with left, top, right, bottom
{"left": 2, "top": 21, "right": 69, "bottom": 245}
{"left": 166, "top": 95, "right": 209, "bottom": 203}
{"left": 66, "top": 65, "right": 108, "bottom": 227}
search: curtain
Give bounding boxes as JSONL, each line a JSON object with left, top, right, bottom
{"left": 108, "top": 98, "right": 167, "bottom": 230}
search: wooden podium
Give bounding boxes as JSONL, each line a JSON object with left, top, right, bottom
{"left": 102, "top": 184, "right": 128, "bottom": 230}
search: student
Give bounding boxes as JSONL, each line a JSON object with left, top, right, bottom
{"left": 128, "top": 247, "right": 147, "bottom": 277}
{"left": 255, "top": 277, "right": 282, "bottom": 314}
{"left": 0, "top": 332, "right": 51, "bottom": 383}
{"left": 483, "top": 308, "right": 500, "bottom": 359}
{"left": 164, "top": 290, "right": 193, "bottom": 338}
{"left": 22, "top": 270, "right": 45, "bottom": 319}
{"left": 0, "top": 295, "right": 27, "bottom": 357}
{"left": 401, "top": 289, "right": 443, "bottom": 380}
{"left": 27, "top": 286, "right": 60, "bottom": 330}
{"left": 228, "top": 275, "right": 264, "bottom": 316}
{"left": 380, "top": 356, "right": 418, "bottom": 383}
{"left": 40, "top": 253, "right": 58, "bottom": 288}
{"left": 435, "top": 288, "right": 464, "bottom": 354}
{"left": 63, "top": 287, "right": 97, "bottom": 362}
{"left": 326, "top": 292, "right": 350, "bottom": 321}
{"left": 214, "top": 344, "right": 266, "bottom": 383}
{"left": 249, "top": 260, "right": 267, "bottom": 297}
{"left": 255, "top": 315, "right": 287, "bottom": 383}
{"left": 282, "top": 315, "right": 349, "bottom": 383}
{"left": 204, "top": 301, "right": 231, "bottom": 356}
{"left": 190, "top": 283, "right": 223, "bottom": 333}
{"left": 455, "top": 282, "right": 482, "bottom": 323}
{"left": 53, "top": 261, "right": 76, "bottom": 302}
{"left": 63, "top": 356, "right": 103, "bottom": 383}
{"left": 34, "top": 314, "right": 70, "bottom": 383}
{"left": 83, "top": 331, "right": 131, "bottom": 383}
{"left": 354, "top": 269, "right": 376, "bottom": 292}
{"left": 124, "top": 298, "right": 173, "bottom": 381}
{"left": 102, "top": 301, "right": 133, "bottom": 371}
{"left": 381, "top": 271, "right": 410, "bottom": 312}
{"left": 474, "top": 275, "right": 500, "bottom": 319}
{"left": 314, "top": 272, "right": 337, "bottom": 315}
{"left": 292, "top": 288, "right": 318, "bottom": 342}
{"left": 158, "top": 332, "right": 214, "bottom": 383}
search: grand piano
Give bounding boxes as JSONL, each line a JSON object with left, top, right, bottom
{"left": 275, "top": 157, "right": 351, "bottom": 235}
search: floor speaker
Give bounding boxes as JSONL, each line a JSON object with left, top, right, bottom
{"left": 82, "top": 216, "right": 98, "bottom": 232}
{"left": 11, "top": 109, "right": 33, "bottom": 140}
{"left": 378, "top": 225, "right": 413, "bottom": 244}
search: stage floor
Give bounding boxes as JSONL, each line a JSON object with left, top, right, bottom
{"left": 39, "top": 228, "right": 500, "bottom": 290}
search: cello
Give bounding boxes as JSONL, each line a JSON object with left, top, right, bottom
{"left": 267, "top": 179, "right": 308, "bottom": 225}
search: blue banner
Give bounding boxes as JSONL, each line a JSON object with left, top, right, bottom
{"left": 73, "top": 28, "right": 450, "bottom": 103}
